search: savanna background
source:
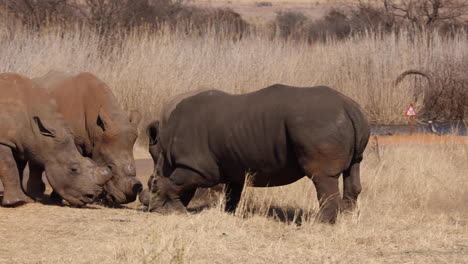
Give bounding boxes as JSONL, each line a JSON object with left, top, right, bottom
{"left": 0, "top": 0, "right": 467, "bottom": 263}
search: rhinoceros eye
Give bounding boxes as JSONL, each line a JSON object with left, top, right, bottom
{"left": 69, "top": 163, "right": 80, "bottom": 175}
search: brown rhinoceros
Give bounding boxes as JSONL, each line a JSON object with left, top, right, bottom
{"left": 0, "top": 73, "right": 112, "bottom": 207}
{"left": 146, "top": 85, "right": 370, "bottom": 223}
{"left": 32, "top": 71, "right": 142, "bottom": 204}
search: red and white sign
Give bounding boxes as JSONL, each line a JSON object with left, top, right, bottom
{"left": 405, "top": 104, "right": 417, "bottom": 116}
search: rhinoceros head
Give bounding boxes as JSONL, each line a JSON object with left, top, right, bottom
{"left": 92, "top": 108, "right": 143, "bottom": 204}
{"left": 138, "top": 120, "right": 161, "bottom": 206}
{"left": 31, "top": 111, "right": 112, "bottom": 207}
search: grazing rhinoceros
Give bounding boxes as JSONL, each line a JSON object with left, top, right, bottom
{"left": 138, "top": 89, "right": 210, "bottom": 206}
{"left": 32, "top": 71, "right": 142, "bottom": 204}
{"left": 146, "top": 85, "right": 370, "bottom": 223}
{"left": 0, "top": 73, "right": 112, "bottom": 207}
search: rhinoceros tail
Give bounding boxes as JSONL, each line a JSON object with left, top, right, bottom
{"left": 344, "top": 100, "right": 370, "bottom": 164}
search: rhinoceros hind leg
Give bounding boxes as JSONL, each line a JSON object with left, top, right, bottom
{"left": 311, "top": 175, "right": 340, "bottom": 224}
{"left": 301, "top": 157, "right": 341, "bottom": 224}
{"left": 224, "top": 182, "right": 243, "bottom": 213}
{"left": 342, "top": 162, "right": 361, "bottom": 213}
{"left": 0, "top": 146, "right": 28, "bottom": 207}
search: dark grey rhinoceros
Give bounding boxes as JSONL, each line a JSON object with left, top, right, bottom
{"left": 147, "top": 85, "right": 370, "bottom": 223}
{"left": 0, "top": 73, "right": 112, "bottom": 207}
{"left": 32, "top": 71, "right": 142, "bottom": 205}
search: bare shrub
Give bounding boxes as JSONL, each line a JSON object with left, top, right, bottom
{"left": 349, "top": 3, "right": 395, "bottom": 33}
{"left": 81, "top": 0, "right": 249, "bottom": 38}
{"left": 308, "top": 10, "right": 351, "bottom": 42}
{"left": 83, "top": 0, "right": 184, "bottom": 33}
{"left": 170, "top": 7, "right": 249, "bottom": 39}
{"left": 0, "top": 0, "right": 250, "bottom": 39}
{"left": 255, "top": 1, "right": 272, "bottom": 7}
{"left": 271, "top": 7, "right": 391, "bottom": 43}
{"left": 271, "top": 11, "right": 308, "bottom": 40}
{"left": 383, "top": 0, "right": 468, "bottom": 27}
{"left": 0, "top": 0, "right": 80, "bottom": 29}
{"left": 396, "top": 63, "right": 468, "bottom": 122}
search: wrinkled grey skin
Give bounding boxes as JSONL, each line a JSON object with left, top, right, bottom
{"left": 0, "top": 73, "right": 112, "bottom": 207}
{"left": 32, "top": 71, "right": 142, "bottom": 205}
{"left": 139, "top": 89, "right": 209, "bottom": 206}
{"left": 146, "top": 85, "right": 370, "bottom": 224}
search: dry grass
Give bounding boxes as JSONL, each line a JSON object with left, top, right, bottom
{"left": 1, "top": 25, "right": 466, "bottom": 135}
{"left": 1, "top": 139, "right": 467, "bottom": 263}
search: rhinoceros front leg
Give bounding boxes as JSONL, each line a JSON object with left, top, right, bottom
{"left": 0, "top": 145, "right": 28, "bottom": 207}
{"left": 26, "top": 161, "right": 46, "bottom": 201}
{"left": 224, "top": 182, "right": 244, "bottom": 213}
{"left": 149, "top": 168, "right": 209, "bottom": 213}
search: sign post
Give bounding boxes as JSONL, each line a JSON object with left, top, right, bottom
{"left": 405, "top": 104, "right": 417, "bottom": 135}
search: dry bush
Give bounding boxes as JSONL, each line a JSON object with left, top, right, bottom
{"left": 0, "top": 0, "right": 80, "bottom": 29}
{"left": 168, "top": 7, "right": 250, "bottom": 39}
{"left": 270, "top": 2, "right": 468, "bottom": 43}
{"left": 269, "top": 11, "right": 307, "bottom": 41}
{"left": 255, "top": 1, "right": 272, "bottom": 7}
{"left": 383, "top": 0, "right": 468, "bottom": 27}
{"left": 0, "top": 0, "right": 250, "bottom": 39}
{"left": 270, "top": 7, "right": 392, "bottom": 43}
{"left": 396, "top": 61, "right": 468, "bottom": 122}
{"left": 349, "top": 3, "right": 395, "bottom": 33}
{"left": 1, "top": 23, "right": 466, "bottom": 133}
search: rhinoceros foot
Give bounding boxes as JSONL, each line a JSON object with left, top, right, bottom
{"left": 2, "top": 192, "right": 28, "bottom": 207}
{"left": 149, "top": 197, "right": 186, "bottom": 214}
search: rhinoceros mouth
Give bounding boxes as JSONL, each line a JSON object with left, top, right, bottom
{"left": 103, "top": 181, "right": 128, "bottom": 204}
{"left": 61, "top": 195, "right": 87, "bottom": 207}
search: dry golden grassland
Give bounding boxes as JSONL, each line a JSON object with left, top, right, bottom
{"left": 0, "top": 139, "right": 467, "bottom": 263}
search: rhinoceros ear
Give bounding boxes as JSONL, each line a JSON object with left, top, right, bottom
{"left": 147, "top": 120, "right": 159, "bottom": 145}
{"left": 129, "top": 110, "right": 142, "bottom": 126}
{"left": 33, "top": 116, "right": 56, "bottom": 138}
{"left": 97, "top": 107, "right": 115, "bottom": 132}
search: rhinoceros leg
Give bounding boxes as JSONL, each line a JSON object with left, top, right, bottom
{"left": 180, "top": 188, "right": 196, "bottom": 207}
{"left": 301, "top": 156, "right": 342, "bottom": 224}
{"left": 26, "top": 161, "right": 46, "bottom": 201}
{"left": 311, "top": 175, "right": 340, "bottom": 224}
{"left": 342, "top": 163, "right": 362, "bottom": 212}
{"left": 15, "top": 159, "right": 28, "bottom": 193}
{"left": 149, "top": 168, "right": 211, "bottom": 213}
{"left": 224, "top": 182, "right": 243, "bottom": 213}
{"left": 0, "top": 146, "right": 28, "bottom": 207}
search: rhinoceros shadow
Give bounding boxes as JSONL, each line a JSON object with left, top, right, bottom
{"left": 265, "top": 206, "right": 313, "bottom": 225}
{"left": 183, "top": 187, "right": 314, "bottom": 225}
{"left": 186, "top": 202, "right": 314, "bottom": 226}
